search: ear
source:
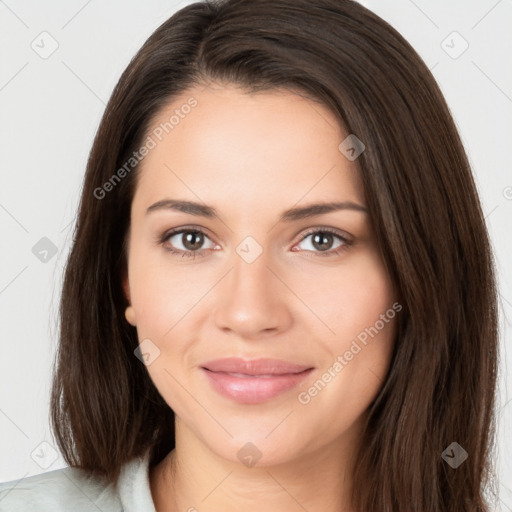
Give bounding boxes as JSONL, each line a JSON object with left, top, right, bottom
{"left": 124, "top": 305, "right": 137, "bottom": 326}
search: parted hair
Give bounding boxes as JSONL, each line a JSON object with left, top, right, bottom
{"left": 50, "top": 1, "right": 499, "bottom": 510}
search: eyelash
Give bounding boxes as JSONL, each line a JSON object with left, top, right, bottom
{"left": 158, "top": 226, "right": 352, "bottom": 260}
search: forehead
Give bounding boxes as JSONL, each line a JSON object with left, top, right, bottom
{"left": 132, "top": 84, "right": 364, "bottom": 214}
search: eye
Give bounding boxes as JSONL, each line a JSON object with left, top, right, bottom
{"left": 158, "top": 226, "right": 352, "bottom": 260}
{"left": 292, "top": 228, "right": 351, "bottom": 257}
{"left": 160, "top": 228, "right": 218, "bottom": 259}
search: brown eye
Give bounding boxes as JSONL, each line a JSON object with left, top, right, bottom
{"left": 311, "top": 232, "right": 335, "bottom": 251}
{"left": 180, "top": 231, "right": 205, "bottom": 251}
{"left": 160, "top": 228, "right": 217, "bottom": 258}
{"left": 295, "top": 229, "right": 350, "bottom": 256}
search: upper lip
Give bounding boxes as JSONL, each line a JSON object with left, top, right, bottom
{"left": 201, "top": 358, "right": 313, "bottom": 376}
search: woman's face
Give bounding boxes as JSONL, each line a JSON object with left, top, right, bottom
{"left": 123, "top": 83, "right": 399, "bottom": 467}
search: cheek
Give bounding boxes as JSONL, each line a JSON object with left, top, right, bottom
{"left": 128, "top": 244, "right": 204, "bottom": 337}
{"left": 294, "top": 254, "right": 397, "bottom": 442}
{"left": 294, "top": 245, "right": 397, "bottom": 400}
{"left": 295, "top": 246, "right": 395, "bottom": 343}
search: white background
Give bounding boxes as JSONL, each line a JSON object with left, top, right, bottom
{"left": 1, "top": 0, "right": 511, "bottom": 508}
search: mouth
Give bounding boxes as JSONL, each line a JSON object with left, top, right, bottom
{"left": 200, "top": 358, "right": 314, "bottom": 404}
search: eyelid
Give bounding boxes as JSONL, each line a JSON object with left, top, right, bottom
{"left": 159, "top": 224, "right": 215, "bottom": 241}
{"left": 159, "top": 225, "right": 218, "bottom": 248}
{"left": 294, "top": 226, "right": 352, "bottom": 245}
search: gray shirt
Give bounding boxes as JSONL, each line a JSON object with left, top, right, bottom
{"left": 0, "top": 448, "right": 157, "bottom": 511}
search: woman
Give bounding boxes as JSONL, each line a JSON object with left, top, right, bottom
{"left": 0, "top": 0, "right": 499, "bottom": 510}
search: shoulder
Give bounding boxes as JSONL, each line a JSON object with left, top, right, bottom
{"left": 0, "top": 448, "right": 156, "bottom": 512}
{"left": 0, "top": 466, "right": 121, "bottom": 512}
{"left": 0, "top": 465, "right": 121, "bottom": 512}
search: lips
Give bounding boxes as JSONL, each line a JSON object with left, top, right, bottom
{"left": 201, "top": 357, "right": 312, "bottom": 376}
{"left": 200, "top": 358, "right": 314, "bottom": 404}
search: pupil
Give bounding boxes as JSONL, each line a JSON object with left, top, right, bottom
{"left": 183, "top": 232, "right": 203, "bottom": 250}
{"left": 313, "top": 233, "right": 332, "bottom": 251}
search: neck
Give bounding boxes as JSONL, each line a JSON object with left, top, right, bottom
{"left": 150, "top": 418, "right": 362, "bottom": 512}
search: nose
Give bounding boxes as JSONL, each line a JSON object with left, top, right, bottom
{"left": 213, "top": 248, "right": 293, "bottom": 339}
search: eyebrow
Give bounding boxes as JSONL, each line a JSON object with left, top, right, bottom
{"left": 145, "top": 199, "right": 367, "bottom": 222}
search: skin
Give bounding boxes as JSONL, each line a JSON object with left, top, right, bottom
{"left": 123, "top": 83, "right": 398, "bottom": 512}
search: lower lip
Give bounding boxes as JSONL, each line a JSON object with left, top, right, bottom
{"left": 201, "top": 368, "right": 313, "bottom": 404}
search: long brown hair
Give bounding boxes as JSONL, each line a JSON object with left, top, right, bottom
{"left": 50, "top": 0, "right": 499, "bottom": 510}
